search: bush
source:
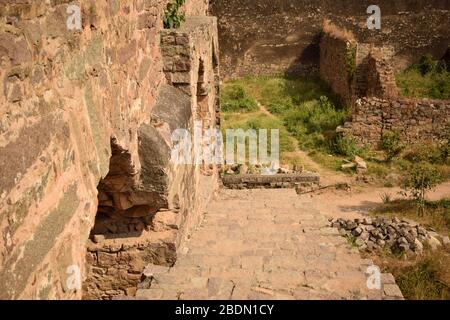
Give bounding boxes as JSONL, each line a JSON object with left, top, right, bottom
{"left": 438, "top": 125, "right": 450, "bottom": 163}
{"left": 396, "top": 55, "right": 450, "bottom": 100}
{"left": 418, "top": 54, "right": 437, "bottom": 75}
{"left": 328, "top": 134, "right": 363, "bottom": 157}
{"left": 221, "top": 84, "right": 258, "bottom": 113}
{"left": 284, "top": 96, "right": 346, "bottom": 135}
{"left": 403, "top": 144, "right": 443, "bottom": 164}
{"left": 402, "top": 162, "right": 442, "bottom": 204}
{"left": 380, "top": 130, "right": 405, "bottom": 162}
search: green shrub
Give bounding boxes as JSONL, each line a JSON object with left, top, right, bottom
{"left": 328, "top": 134, "right": 363, "bottom": 157}
{"left": 403, "top": 144, "right": 443, "bottom": 164}
{"left": 438, "top": 125, "right": 450, "bottom": 163}
{"left": 221, "top": 84, "right": 258, "bottom": 113}
{"left": 418, "top": 54, "right": 437, "bottom": 75}
{"left": 163, "top": 0, "right": 186, "bottom": 29}
{"left": 396, "top": 55, "right": 450, "bottom": 100}
{"left": 380, "top": 130, "right": 405, "bottom": 162}
{"left": 402, "top": 162, "right": 442, "bottom": 204}
{"left": 284, "top": 97, "right": 346, "bottom": 135}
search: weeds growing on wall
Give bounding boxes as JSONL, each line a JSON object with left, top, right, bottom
{"left": 345, "top": 44, "right": 357, "bottom": 84}
{"left": 163, "top": 0, "right": 186, "bottom": 29}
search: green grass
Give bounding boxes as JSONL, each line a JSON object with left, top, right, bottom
{"left": 221, "top": 75, "right": 450, "bottom": 180}
{"left": 221, "top": 75, "right": 350, "bottom": 154}
{"left": 396, "top": 56, "right": 450, "bottom": 100}
{"left": 221, "top": 84, "right": 258, "bottom": 113}
{"left": 221, "top": 112, "right": 294, "bottom": 162}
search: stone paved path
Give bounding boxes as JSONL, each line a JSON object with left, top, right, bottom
{"left": 136, "top": 189, "right": 403, "bottom": 300}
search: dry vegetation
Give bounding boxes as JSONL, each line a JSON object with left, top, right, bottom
{"left": 322, "top": 19, "right": 356, "bottom": 42}
{"left": 369, "top": 199, "right": 450, "bottom": 300}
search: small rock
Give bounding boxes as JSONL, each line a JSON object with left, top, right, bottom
{"left": 413, "top": 239, "right": 424, "bottom": 253}
{"left": 398, "top": 243, "right": 410, "bottom": 252}
{"left": 352, "top": 227, "right": 363, "bottom": 236}
{"left": 360, "top": 231, "right": 370, "bottom": 241}
{"left": 355, "top": 238, "right": 366, "bottom": 247}
{"left": 93, "top": 234, "right": 105, "bottom": 243}
{"left": 427, "top": 236, "right": 442, "bottom": 250}
{"left": 345, "top": 221, "right": 358, "bottom": 230}
{"left": 443, "top": 236, "right": 450, "bottom": 247}
{"left": 341, "top": 163, "right": 357, "bottom": 170}
{"left": 354, "top": 156, "right": 367, "bottom": 173}
{"left": 239, "top": 164, "right": 248, "bottom": 175}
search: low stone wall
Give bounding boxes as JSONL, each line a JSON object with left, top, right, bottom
{"left": 83, "top": 231, "right": 177, "bottom": 300}
{"left": 339, "top": 97, "right": 450, "bottom": 146}
{"left": 222, "top": 173, "right": 320, "bottom": 189}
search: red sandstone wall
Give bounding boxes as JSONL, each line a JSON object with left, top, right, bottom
{"left": 0, "top": 0, "right": 210, "bottom": 300}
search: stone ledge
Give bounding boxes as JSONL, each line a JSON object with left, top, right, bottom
{"left": 222, "top": 173, "right": 320, "bottom": 189}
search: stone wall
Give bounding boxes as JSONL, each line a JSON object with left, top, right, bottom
{"left": 339, "top": 97, "right": 450, "bottom": 146}
{"left": 210, "top": 0, "right": 450, "bottom": 79}
{"left": 222, "top": 173, "right": 319, "bottom": 189}
{"left": 0, "top": 0, "right": 218, "bottom": 300}
{"left": 320, "top": 25, "right": 399, "bottom": 106}
{"left": 319, "top": 30, "right": 356, "bottom": 106}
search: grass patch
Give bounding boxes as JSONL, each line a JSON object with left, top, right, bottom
{"left": 221, "top": 75, "right": 353, "bottom": 167}
{"left": 221, "top": 83, "right": 258, "bottom": 113}
{"left": 371, "top": 249, "right": 450, "bottom": 300}
{"left": 396, "top": 55, "right": 450, "bottom": 100}
{"left": 369, "top": 197, "right": 450, "bottom": 300}
{"left": 221, "top": 111, "right": 294, "bottom": 162}
{"left": 222, "top": 75, "right": 349, "bottom": 153}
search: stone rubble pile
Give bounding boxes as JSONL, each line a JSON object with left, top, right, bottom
{"left": 331, "top": 217, "right": 448, "bottom": 255}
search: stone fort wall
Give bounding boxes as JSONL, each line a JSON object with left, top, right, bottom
{"left": 0, "top": 0, "right": 219, "bottom": 300}
{"left": 210, "top": 0, "right": 450, "bottom": 79}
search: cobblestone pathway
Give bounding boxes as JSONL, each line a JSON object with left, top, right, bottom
{"left": 136, "top": 189, "right": 403, "bottom": 300}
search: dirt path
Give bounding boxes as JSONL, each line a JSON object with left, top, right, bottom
{"left": 307, "top": 182, "right": 450, "bottom": 221}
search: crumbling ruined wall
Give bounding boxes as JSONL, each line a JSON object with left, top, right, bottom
{"left": 339, "top": 97, "right": 450, "bottom": 147}
{"left": 319, "top": 31, "right": 356, "bottom": 106}
{"left": 320, "top": 26, "right": 399, "bottom": 106}
{"left": 0, "top": 0, "right": 218, "bottom": 300}
{"left": 320, "top": 25, "right": 449, "bottom": 146}
{"left": 210, "top": 0, "right": 450, "bottom": 79}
